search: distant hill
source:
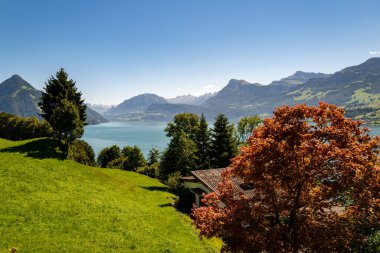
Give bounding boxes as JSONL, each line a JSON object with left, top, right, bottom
{"left": 104, "top": 93, "right": 167, "bottom": 119}
{"left": 167, "top": 92, "right": 216, "bottom": 105}
{"left": 0, "top": 75, "right": 108, "bottom": 125}
{"left": 269, "top": 71, "right": 331, "bottom": 86}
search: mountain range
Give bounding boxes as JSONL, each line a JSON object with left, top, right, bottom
{"left": 0, "top": 75, "right": 108, "bottom": 125}
{"left": 98, "top": 58, "right": 380, "bottom": 123}
{"left": 2, "top": 58, "right": 380, "bottom": 124}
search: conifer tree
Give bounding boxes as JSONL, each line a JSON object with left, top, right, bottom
{"left": 39, "top": 68, "right": 86, "bottom": 142}
{"left": 195, "top": 113, "right": 210, "bottom": 169}
{"left": 210, "top": 114, "right": 238, "bottom": 168}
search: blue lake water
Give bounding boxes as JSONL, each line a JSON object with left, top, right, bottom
{"left": 83, "top": 121, "right": 380, "bottom": 157}
{"left": 82, "top": 121, "right": 168, "bottom": 156}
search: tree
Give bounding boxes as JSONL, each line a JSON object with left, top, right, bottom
{"left": 121, "top": 145, "right": 147, "bottom": 171}
{"left": 195, "top": 113, "right": 210, "bottom": 169}
{"left": 236, "top": 115, "right": 262, "bottom": 144}
{"left": 39, "top": 68, "right": 86, "bottom": 142}
{"left": 209, "top": 114, "right": 238, "bottom": 168}
{"left": 160, "top": 131, "right": 197, "bottom": 179}
{"left": 160, "top": 113, "right": 200, "bottom": 179}
{"left": 50, "top": 99, "right": 84, "bottom": 145}
{"left": 193, "top": 103, "right": 380, "bottom": 252}
{"left": 147, "top": 147, "right": 160, "bottom": 166}
{"left": 97, "top": 145, "right": 121, "bottom": 168}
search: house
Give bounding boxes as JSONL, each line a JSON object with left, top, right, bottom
{"left": 181, "top": 168, "right": 255, "bottom": 207}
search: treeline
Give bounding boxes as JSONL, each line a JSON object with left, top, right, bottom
{"left": 0, "top": 112, "right": 52, "bottom": 140}
{"left": 96, "top": 113, "right": 262, "bottom": 192}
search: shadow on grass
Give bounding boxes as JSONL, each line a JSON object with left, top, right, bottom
{"left": 140, "top": 186, "right": 168, "bottom": 192}
{"left": 0, "top": 138, "right": 66, "bottom": 160}
{"left": 158, "top": 203, "right": 173, "bottom": 208}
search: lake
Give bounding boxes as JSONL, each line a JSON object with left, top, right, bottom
{"left": 82, "top": 121, "right": 380, "bottom": 157}
{"left": 82, "top": 121, "right": 168, "bottom": 156}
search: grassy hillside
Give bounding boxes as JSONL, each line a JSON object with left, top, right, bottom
{"left": 0, "top": 138, "right": 220, "bottom": 252}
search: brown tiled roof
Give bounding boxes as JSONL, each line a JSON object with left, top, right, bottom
{"left": 190, "top": 168, "right": 256, "bottom": 198}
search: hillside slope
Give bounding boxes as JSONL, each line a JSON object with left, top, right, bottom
{"left": 0, "top": 138, "right": 219, "bottom": 253}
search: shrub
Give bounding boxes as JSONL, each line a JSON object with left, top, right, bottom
{"left": 121, "top": 145, "right": 146, "bottom": 171}
{"left": 97, "top": 145, "right": 121, "bottom": 168}
{"left": 67, "top": 140, "right": 96, "bottom": 166}
{"left": 136, "top": 162, "right": 160, "bottom": 178}
{"left": 106, "top": 157, "right": 126, "bottom": 169}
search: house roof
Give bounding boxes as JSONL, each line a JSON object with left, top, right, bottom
{"left": 189, "top": 168, "right": 256, "bottom": 198}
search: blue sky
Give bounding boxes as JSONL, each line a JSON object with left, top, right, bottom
{"left": 0, "top": 0, "right": 379, "bottom": 104}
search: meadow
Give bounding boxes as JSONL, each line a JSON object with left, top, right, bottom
{"left": 0, "top": 138, "right": 220, "bottom": 252}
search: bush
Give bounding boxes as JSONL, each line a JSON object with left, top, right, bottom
{"left": 67, "top": 140, "right": 96, "bottom": 166}
{"left": 136, "top": 162, "right": 160, "bottom": 178}
{"left": 0, "top": 112, "right": 52, "bottom": 140}
{"left": 106, "top": 157, "right": 126, "bottom": 169}
{"left": 167, "top": 171, "right": 183, "bottom": 192}
{"left": 97, "top": 145, "right": 121, "bottom": 168}
{"left": 121, "top": 145, "right": 147, "bottom": 171}
{"left": 363, "top": 230, "right": 380, "bottom": 253}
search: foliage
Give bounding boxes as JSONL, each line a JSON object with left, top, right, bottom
{"left": 136, "top": 162, "right": 160, "bottom": 178}
{"left": 165, "top": 113, "right": 200, "bottom": 140}
{"left": 209, "top": 114, "right": 238, "bottom": 168}
{"left": 195, "top": 113, "right": 210, "bottom": 169}
{"left": 50, "top": 99, "right": 84, "bottom": 145}
{"left": 67, "top": 139, "right": 96, "bottom": 166}
{"left": 236, "top": 115, "right": 262, "bottom": 144}
{"left": 363, "top": 230, "right": 380, "bottom": 253}
{"left": 0, "top": 138, "right": 220, "bottom": 253}
{"left": 161, "top": 113, "right": 200, "bottom": 179}
{"left": 106, "top": 157, "right": 126, "bottom": 169}
{"left": 167, "top": 171, "right": 183, "bottom": 192}
{"left": 121, "top": 145, "right": 147, "bottom": 171}
{"left": 147, "top": 147, "right": 160, "bottom": 166}
{"left": 160, "top": 131, "right": 197, "bottom": 180}
{"left": 0, "top": 112, "right": 52, "bottom": 140}
{"left": 193, "top": 102, "right": 380, "bottom": 253}
{"left": 97, "top": 145, "right": 121, "bottom": 168}
{"left": 39, "top": 68, "right": 86, "bottom": 143}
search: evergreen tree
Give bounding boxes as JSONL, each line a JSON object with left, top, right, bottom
{"left": 210, "top": 114, "right": 238, "bottom": 168}
{"left": 39, "top": 68, "right": 87, "bottom": 141}
{"left": 147, "top": 147, "right": 160, "bottom": 166}
{"left": 50, "top": 99, "right": 84, "bottom": 145}
{"left": 195, "top": 113, "right": 210, "bottom": 169}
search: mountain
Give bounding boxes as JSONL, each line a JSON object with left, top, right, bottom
{"left": 0, "top": 75, "right": 42, "bottom": 117}
{"left": 86, "top": 103, "right": 113, "bottom": 115}
{"left": 200, "top": 58, "right": 380, "bottom": 122}
{"left": 0, "top": 75, "right": 108, "bottom": 125}
{"left": 167, "top": 92, "right": 216, "bottom": 105}
{"left": 104, "top": 93, "right": 167, "bottom": 118}
{"left": 269, "top": 71, "right": 331, "bottom": 86}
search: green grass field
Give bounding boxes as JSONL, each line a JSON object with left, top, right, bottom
{"left": 0, "top": 138, "right": 220, "bottom": 253}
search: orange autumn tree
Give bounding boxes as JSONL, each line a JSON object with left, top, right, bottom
{"left": 193, "top": 102, "right": 380, "bottom": 253}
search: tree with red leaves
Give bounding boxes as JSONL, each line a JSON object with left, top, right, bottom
{"left": 193, "top": 102, "right": 380, "bottom": 253}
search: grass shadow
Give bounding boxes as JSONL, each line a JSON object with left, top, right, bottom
{"left": 0, "top": 138, "right": 66, "bottom": 160}
{"left": 158, "top": 203, "right": 173, "bottom": 208}
{"left": 140, "top": 186, "right": 168, "bottom": 192}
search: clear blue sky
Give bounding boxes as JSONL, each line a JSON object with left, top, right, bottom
{"left": 0, "top": 0, "right": 379, "bottom": 104}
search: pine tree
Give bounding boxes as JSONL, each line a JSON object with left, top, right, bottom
{"left": 195, "top": 113, "right": 210, "bottom": 169}
{"left": 210, "top": 114, "right": 238, "bottom": 168}
{"left": 39, "top": 68, "right": 86, "bottom": 142}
